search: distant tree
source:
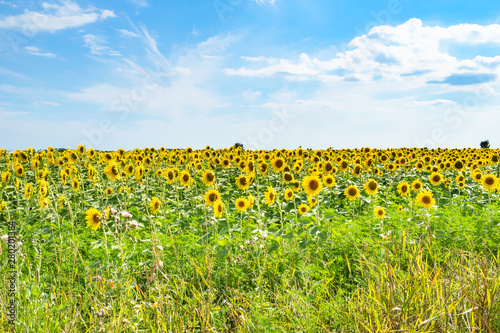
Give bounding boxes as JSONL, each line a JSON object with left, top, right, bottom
{"left": 234, "top": 142, "right": 244, "bottom": 150}
{"left": 480, "top": 140, "right": 490, "bottom": 149}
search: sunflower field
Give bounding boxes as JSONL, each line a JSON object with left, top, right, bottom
{"left": 1, "top": 145, "right": 500, "bottom": 332}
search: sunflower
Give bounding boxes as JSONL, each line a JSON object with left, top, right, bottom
{"left": 39, "top": 197, "right": 50, "bottom": 209}
{"left": 236, "top": 174, "right": 250, "bottom": 191}
{"left": 179, "top": 170, "right": 191, "bottom": 187}
{"left": 71, "top": 178, "right": 79, "bottom": 191}
{"left": 429, "top": 172, "right": 443, "bottom": 185}
{"left": 165, "top": 169, "right": 176, "bottom": 184}
{"left": 298, "top": 204, "right": 309, "bottom": 215}
{"left": 213, "top": 199, "right": 224, "bottom": 218}
{"left": 258, "top": 162, "right": 268, "bottom": 176}
{"left": 352, "top": 164, "right": 363, "bottom": 177}
{"left": 302, "top": 175, "right": 322, "bottom": 197}
{"left": 411, "top": 180, "right": 423, "bottom": 192}
{"left": 416, "top": 190, "right": 435, "bottom": 208}
{"left": 1, "top": 171, "right": 11, "bottom": 183}
{"left": 202, "top": 170, "right": 216, "bottom": 186}
{"left": 481, "top": 174, "right": 497, "bottom": 191}
{"left": 103, "top": 162, "right": 120, "bottom": 181}
{"left": 149, "top": 197, "right": 161, "bottom": 214}
{"left": 155, "top": 169, "right": 163, "bottom": 177}
{"left": 472, "top": 171, "right": 482, "bottom": 182}
{"left": 204, "top": 189, "right": 221, "bottom": 206}
{"left": 221, "top": 159, "right": 231, "bottom": 169}
{"left": 308, "top": 196, "right": 317, "bottom": 207}
{"left": 283, "top": 172, "right": 294, "bottom": 183}
{"left": 39, "top": 181, "right": 49, "bottom": 198}
{"left": 235, "top": 197, "right": 249, "bottom": 212}
{"left": 373, "top": 206, "right": 385, "bottom": 219}
{"left": 125, "top": 164, "right": 134, "bottom": 175}
{"left": 0, "top": 200, "right": 6, "bottom": 212}
{"left": 458, "top": 181, "right": 465, "bottom": 188}
{"left": 264, "top": 186, "right": 276, "bottom": 206}
{"left": 58, "top": 196, "right": 66, "bottom": 210}
{"left": 247, "top": 194, "right": 255, "bottom": 209}
{"left": 363, "top": 179, "right": 378, "bottom": 195}
{"left": 105, "top": 187, "right": 113, "bottom": 196}
{"left": 456, "top": 174, "right": 465, "bottom": 183}
{"left": 135, "top": 165, "right": 144, "bottom": 181}
{"left": 284, "top": 188, "right": 294, "bottom": 201}
{"left": 397, "top": 181, "right": 410, "bottom": 196}
{"left": 397, "top": 205, "right": 403, "bottom": 212}
{"left": 271, "top": 157, "right": 285, "bottom": 172}
{"left": 85, "top": 208, "right": 102, "bottom": 231}
{"left": 14, "top": 163, "right": 24, "bottom": 177}
{"left": 344, "top": 185, "right": 360, "bottom": 201}
{"left": 24, "top": 183, "right": 33, "bottom": 200}
{"left": 323, "top": 175, "right": 335, "bottom": 188}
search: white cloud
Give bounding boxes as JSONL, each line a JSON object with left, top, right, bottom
{"left": 128, "top": 0, "right": 149, "bottom": 8}
{"left": 0, "top": 1, "right": 115, "bottom": 34}
{"left": 34, "top": 100, "right": 60, "bottom": 106}
{"left": 405, "top": 99, "right": 458, "bottom": 107}
{"left": 251, "top": 0, "right": 277, "bottom": 5}
{"left": 116, "top": 29, "right": 139, "bottom": 38}
{"left": 226, "top": 18, "right": 500, "bottom": 86}
{"left": 24, "top": 46, "right": 56, "bottom": 57}
{"left": 83, "top": 34, "right": 121, "bottom": 56}
{"left": 0, "top": 1, "right": 17, "bottom": 8}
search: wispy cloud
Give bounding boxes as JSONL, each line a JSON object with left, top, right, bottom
{"left": 83, "top": 34, "right": 122, "bottom": 56}
{"left": 0, "top": 1, "right": 17, "bottom": 8}
{"left": 128, "top": 0, "right": 149, "bottom": 9}
{"left": 116, "top": 29, "right": 139, "bottom": 38}
{"left": 24, "top": 46, "right": 56, "bottom": 57}
{"left": 0, "top": 0, "right": 115, "bottom": 34}
{"left": 0, "top": 66, "right": 27, "bottom": 79}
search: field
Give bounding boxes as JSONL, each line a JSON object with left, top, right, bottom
{"left": 1, "top": 145, "right": 500, "bottom": 332}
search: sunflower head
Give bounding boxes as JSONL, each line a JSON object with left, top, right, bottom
{"left": 149, "top": 197, "right": 161, "bottom": 214}
{"left": 85, "top": 208, "right": 102, "bottom": 231}
{"left": 204, "top": 189, "right": 220, "bottom": 206}
{"left": 344, "top": 185, "right": 360, "bottom": 201}
{"left": 302, "top": 175, "right": 322, "bottom": 197}
{"left": 264, "top": 186, "right": 276, "bottom": 206}
{"left": 363, "top": 179, "right": 378, "bottom": 195}
{"left": 298, "top": 204, "right": 309, "bottom": 215}
{"left": 213, "top": 200, "right": 224, "bottom": 218}
{"left": 284, "top": 188, "right": 294, "bottom": 201}
{"left": 397, "top": 182, "right": 410, "bottom": 196}
{"left": 416, "top": 190, "right": 435, "bottom": 209}
{"left": 235, "top": 198, "right": 249, "bottom": 212}
{"left": 374, "top": 206, "right": 385, "bottom": 219}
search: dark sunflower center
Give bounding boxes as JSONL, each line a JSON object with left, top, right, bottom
{"left": 433, "top": 175, "right": 440, "bottom": 182}
{"left": 284, "top": 173, "right": 292, "bottom": 181}
{"left": 269, "top": 192, "right": 275, "bottom": 200}
{"left": 183, "top": 174, "right": 189, "bottom": 182}
{"left": 348, "top": 188, "right": 357, "bottom": 196}
{"left": 217, "top": 205, "right": 223, "bottom": 213}
{"left": 325, "top": 163, "right": 332, "bottom": 171}
{"left": 422, "top": 196, "right": 431, "bottom": 204}
{"left": 402, "top": 185, "right": 408, "bottom": 192}
{"left": 206, "top": 173, "right": 214, "bottom": 182}
{"left": 485, "top": 177, "right": 495, "bottom": 185}
{"left": 276, "top": 160, "right": 283, "bottom": 168}
{"left": 238, "top": 201, "right": 245, "bottom": 207}
{"left": 239, "top": 177, "right": 247, "bottom": 186}
{"left": 209, "top": 193, "right": 217, "bottom": 202}
{"left": 93, "top": 214, "right": 100, "bottom": 223}
{"left": 309, "top": 180, "right": 319, "bottom": 191}
{"left": 368, "top": 181, "right": 377, "bottom": 191}
{"left": 326, "top": 178, "right": 333, "bottom": 184}
{"left": 111, "top": 166, "right": 119, "bottom": 176}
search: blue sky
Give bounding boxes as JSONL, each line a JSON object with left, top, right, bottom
{"left": 1, "top": 0, "right": 500, "bottom": 150}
